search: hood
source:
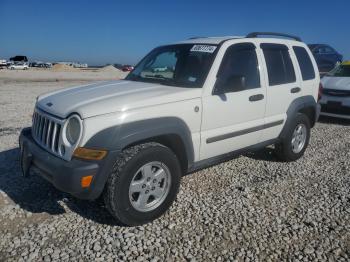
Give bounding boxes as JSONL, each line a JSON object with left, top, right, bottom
{"left": 37, "top": 80, "right": 202, "bottom": 119}
{"left": 321, "top": 76, "right": 350, "bottom": 91}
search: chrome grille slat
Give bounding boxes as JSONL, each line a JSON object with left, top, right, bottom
{"left": 32, "top": 113, "right": 37, "bottom": 135}
{"left": 33, "top": 113, "right": 38, "bottom": 136}
{"left": 31, "top": 109, "right": 63, "bottom": 157}
{"left": 51, "top": 123, "right": 57, "bottom": 151}
{"left": 46, "top": 121, "right": 52, "bottom": 146}
{"left": 43, "top": 118, "right": 49, "bottom": 144}
{"left": 38, "top": 116, "right": 43, "bottom": 140}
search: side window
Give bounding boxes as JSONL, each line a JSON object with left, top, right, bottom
{"left": 324, "top": 46, "right": 335, "bottom": 53}
{"left": 293, "top": 46, "right": 316, "bottom": 81}
{"left": 215, "top": 43, "right": 260, "bottom": 93}
{"left": 261, "top": 43, "right": 296, "bottom": 86}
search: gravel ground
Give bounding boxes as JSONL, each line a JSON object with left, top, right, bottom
{"left": 0, "top": 80, "right": 350, "bottom": 261}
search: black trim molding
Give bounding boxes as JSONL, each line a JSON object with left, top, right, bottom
{"left": 206, "top": 120, "right": 284, "bottom": 144}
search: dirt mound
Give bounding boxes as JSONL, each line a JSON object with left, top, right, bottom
{"left": 51, "top": 64, "right": 78, "bottom": 72}
{"left": 98, "top": 65, "right": 123, "bottom": 73}
{"left": 98, "top": 65, "right": 128, "bottom": 79}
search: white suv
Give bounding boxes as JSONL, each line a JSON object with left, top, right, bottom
{"left": 19, "top": 32, "right": 320, "bottom": 225}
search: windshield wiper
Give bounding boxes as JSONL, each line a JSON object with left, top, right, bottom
{"left": 144, "top": 74, "right": 169, "bottom": 79}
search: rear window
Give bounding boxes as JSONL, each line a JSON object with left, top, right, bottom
{"left": 261, "top": 44, "right": 296, "bottom": 86}
{"left": 293, "top": 46, "right": 315, "bottom": 81}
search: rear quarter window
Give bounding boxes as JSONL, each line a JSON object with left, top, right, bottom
{"left": 261, "top": 43, "right": 296, "bottom": 86}
{"left": 293, "top": 46, "right": 316, "bottom": 81}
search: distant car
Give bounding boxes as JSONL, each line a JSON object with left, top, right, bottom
{"left": 308, "top": 44, "right": 343, "bottom": 74}
{"left": 9, "top": 63, "right": 29, "bottom": 70}
{"left": 319, "top": 61, "right": 350, "bottom": 119}
{"left": 122, "top": 65, "right": 134, "bottom": 72}
{"left": 114, "top": 64, "right": 123, "bottom": 70}
{"left": 0, "top": 59, "right": 7, "bottom": 69}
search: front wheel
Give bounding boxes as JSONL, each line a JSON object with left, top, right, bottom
{"left": 275, "top": 113, "right": 311, "bottom": 162}
{"left": 103, "top": 142, "right": 181, "bottom": 226}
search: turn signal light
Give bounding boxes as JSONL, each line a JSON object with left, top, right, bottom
{"left": 81, "top": 175, "right": 93, "bottom": 188}
{"left": 73, "top": 147, "right": 107, "bottom": 160}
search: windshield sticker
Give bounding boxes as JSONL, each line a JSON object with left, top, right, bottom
{"left": 188, "top": 76, "right": 197, "bottom": 82}
{"left": 190, "top": 45, "right": 217, "bottom": 53}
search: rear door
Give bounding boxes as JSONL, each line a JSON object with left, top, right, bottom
{"left": 258, "top": 42, "right": 301, "bottom": 142}
{"left": 200, "top": 42, "right": 266, "bottom": 160}
{"left": 292, "top": 45, "right": 319, "bottom": 99}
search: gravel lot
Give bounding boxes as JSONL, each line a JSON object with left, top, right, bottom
{"left": 0, "top": 79, "right": 350, "bottom": 261}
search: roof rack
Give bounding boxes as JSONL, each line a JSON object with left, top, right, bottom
{"left": 246, "top": 32, "right": 302, "bottom": 42}
{"left": 188, "top": 36, "right": 207, "bottom": 40}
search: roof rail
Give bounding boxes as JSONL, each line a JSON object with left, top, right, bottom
{"left": 188, "top": 36, "right": 207, "bottom": 40}
{"left": 246, "top": 32, "right": 302, "bottom": 42}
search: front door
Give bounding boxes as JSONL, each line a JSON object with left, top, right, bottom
{"left": 200, "top": 42, "right": 266, "bottom": 160}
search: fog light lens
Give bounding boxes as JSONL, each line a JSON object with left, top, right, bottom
{"left": 73, "top": 147, "right": 107, "bottom": 160}
{"left": 81, "top": 175, "right": 93, "bottom": 188}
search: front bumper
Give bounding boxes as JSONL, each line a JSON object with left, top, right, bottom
{"left": 319, "top": 95, "right": 350, "bottom": 119}
{"left": 19, "top": 128, "right": 120, "bottom": 200}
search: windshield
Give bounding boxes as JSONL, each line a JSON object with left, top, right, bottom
{"left": 126, "top": 44, "right": 218, "bottom": 88}
{"left": 327, "top": 64, "right": 350, "bottom": 77}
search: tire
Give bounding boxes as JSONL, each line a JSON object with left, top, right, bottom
{"left": 103, "top": 142, "right": 181, "bottom": 226}
{"left": 275, "top": 113, "right": 311, "bottom": 162}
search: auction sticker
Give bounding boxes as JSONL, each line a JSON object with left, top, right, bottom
{"left": 190, "top": 45, "right": 217, "bottom": 53}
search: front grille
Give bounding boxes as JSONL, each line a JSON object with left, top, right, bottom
{"left": 32, "top": 109, "right": 63, "bottom": 155}
{"left": 321, "top": 104, "right": 350, "bottom": 115}
{"left": 323, "top": 88, "right": 350, "bottom": 97}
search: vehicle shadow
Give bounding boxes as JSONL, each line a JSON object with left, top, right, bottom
{"left": 318, "top": 115, "right": 350, "bottom": 126}
{"left": 0, "top": 147, "right": 119, "bottom": 226}
{"left": 243, "top": 147, "right": 281, "bottom": 162}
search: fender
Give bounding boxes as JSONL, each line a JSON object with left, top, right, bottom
{"left": 279, "top": 95, "right": 318, "bottom": 139}
{"left": 85, "top": 117, "right": 195, "bottom": 166}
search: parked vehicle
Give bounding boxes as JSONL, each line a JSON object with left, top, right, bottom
{"left": 0, "top": 59, "right": 7, "bottom": 69}
{"left": 114, "top": 64, "right": 124, "bottom": 70}
{"left": 9, "top": 55, "right": 28, "bottom": 63}
{"left": 308, "top": 44, "right": 343, "bottom": 74}
{"left": 30, "top": 62, "right": 52, "bottom": 68}
{"left": 19, "top": 32, "right": 320, "bottom": 225}
{"left": 9, "top": 63, "right": 29, "bottom": 70}
{"left": 319, "top": 61, "right": 350, "bottom": 119}
{"left": 122, "top": 65, "right": 134, "bottom": 72}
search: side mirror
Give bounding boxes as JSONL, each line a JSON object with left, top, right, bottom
{"left": 214, "top": 75, "right": 246, "bottom": 95}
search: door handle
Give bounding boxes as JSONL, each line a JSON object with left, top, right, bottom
{"left": 291, "top": 87, "right": 301, "bottom": 93}
{"left": 249, "top": 94, "right": 264, "bottom": 102}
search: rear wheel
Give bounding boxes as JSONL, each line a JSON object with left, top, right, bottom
{"left": 103, "top": 142, "right": 181, "bottom": 226}
{"left": 275, "top": 113, "right": 310, "bottom": 162}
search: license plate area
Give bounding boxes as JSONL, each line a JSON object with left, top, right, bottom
{"left": 327, "top": 101, "right": 342, "bottom": 108}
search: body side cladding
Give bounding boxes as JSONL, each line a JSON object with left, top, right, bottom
{"left": 279, "top": 95, "right": 318, "bottom": 140}
{"left": 85, "top": 117, "right": 195, "bottom": 168}
{"left": 206, "top": 120, "right": 284, "bottom": 144}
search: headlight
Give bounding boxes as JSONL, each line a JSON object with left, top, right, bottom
{"left": 65, "top": 115, "right": 82, "bottom": 145}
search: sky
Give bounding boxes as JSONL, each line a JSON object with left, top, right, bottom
{"left": 0, "top": 0, "right": 349, "bottom": 65}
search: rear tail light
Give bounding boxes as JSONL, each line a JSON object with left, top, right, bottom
{"left": 318, "top": 83, "right": 323, "bottom": 101}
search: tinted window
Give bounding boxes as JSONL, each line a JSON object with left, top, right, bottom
{"left": 216, "top": 43, "right": 260, "bottom": 93}
{"left": 293, "top": 46, "right": 316, "bottom": 81}
{"left": 261, "top": 44, "right": 296, "bottom": 86}
{"left": 324, "top": 46, "right": 335, "bottom": 53}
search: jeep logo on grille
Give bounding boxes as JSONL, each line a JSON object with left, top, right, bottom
{"left": 46, "top": 102, "right": 53, "bottom": 107}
